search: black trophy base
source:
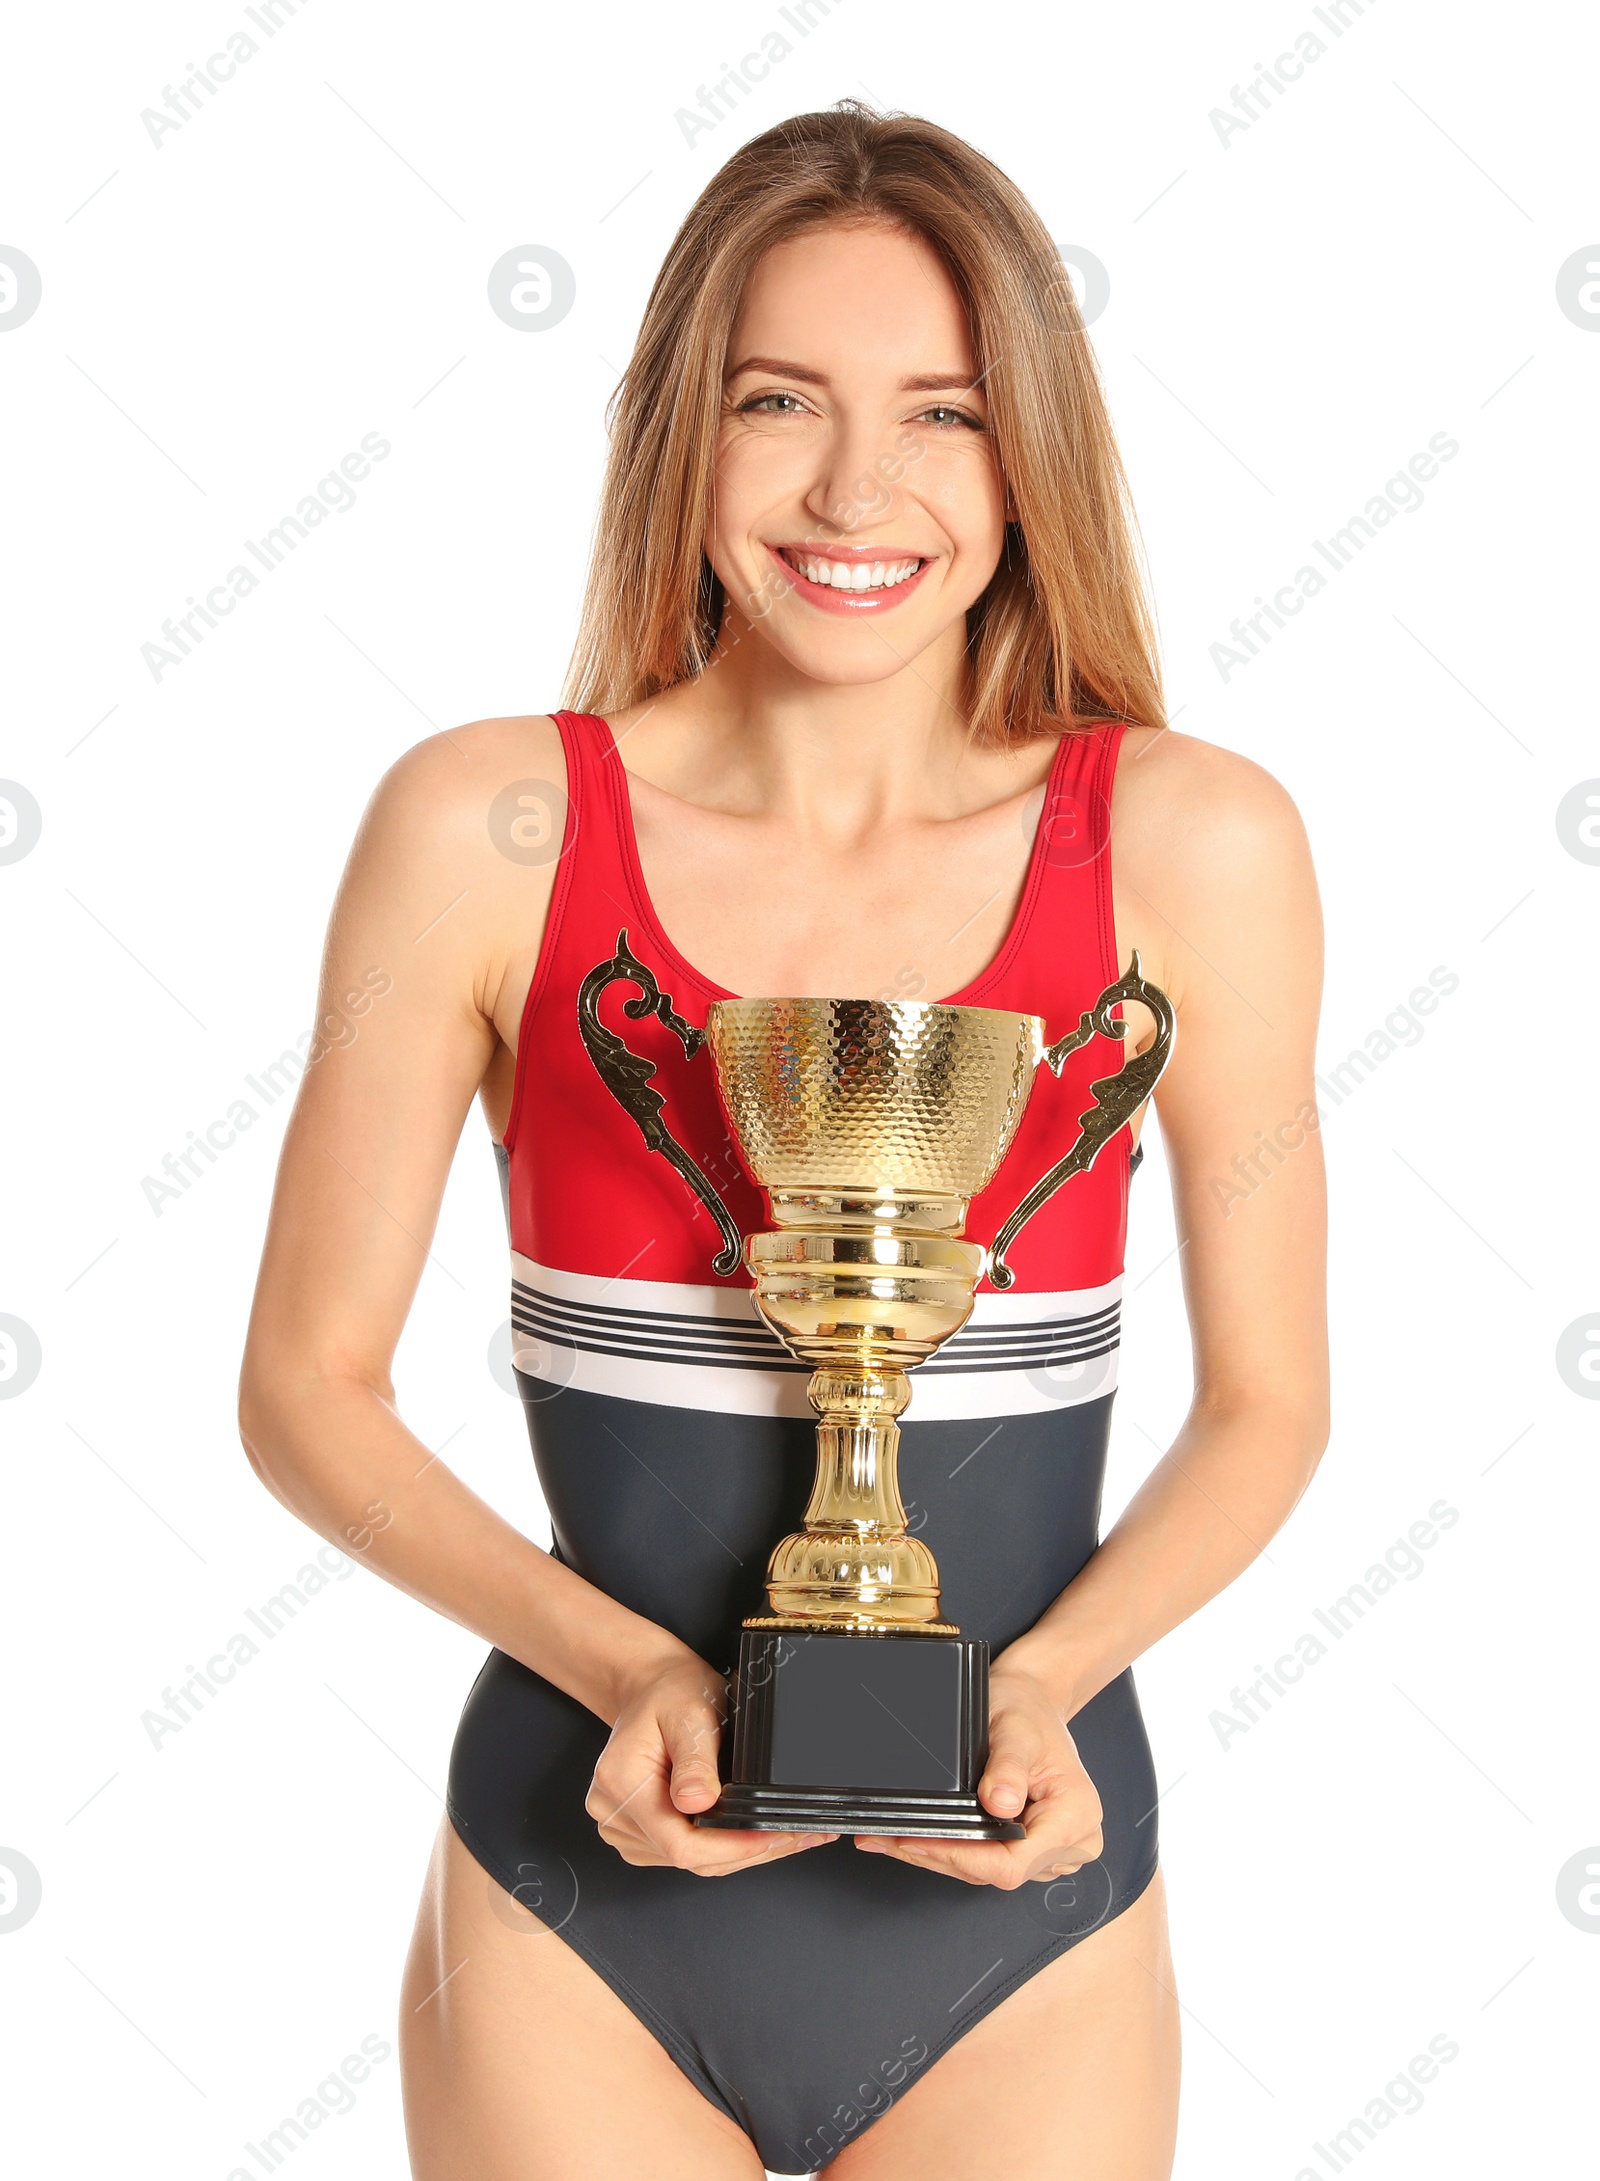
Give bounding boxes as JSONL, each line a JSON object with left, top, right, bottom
{"left": 693, "top": 1626, "right": 1025, "bottom": 1842}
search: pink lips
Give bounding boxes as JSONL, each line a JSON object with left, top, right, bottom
{"left": 766, "top": 544, "right": 932, "bottom": 616}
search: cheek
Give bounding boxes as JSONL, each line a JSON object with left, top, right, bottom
{"left": 916, "top": 449, "right": 1007, "bottom": 578}
{"left": 712, "top": 427, "right": 811, "bottom": 508}
{"left": 706, "top": 431, "right": 795, "bottom": 558}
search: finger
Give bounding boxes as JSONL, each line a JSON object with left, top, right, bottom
{"left": 619, "top": 1783, "right": 838, "bottom": 1873}
{"left": 1032, "top": 1827, "right": 1102, "bottom": 1871}
{"left": 589, "top": 1740, "right": 726, "bottom": 1866}
{"left": 590, "top": 1748, "right": 705, "bottom": 1864}
{"left": 679, "top": 1829, "right": 837, "bottom": 1876}
{"left": 975, "top": 1749, "right": 1034, "bottom": 1823}
{"left": 586, "top": 1760, "right": 665, "bottom": 1836}
{"left": 592, "top": 1803, "right": 665, "bottom": 1863}
{"left": 857, "top": 1811, "right": 1099, "bottom": 1888}
{"left": 978, "top": 1701, "right": 1044, "bottom": 1810}
{"left": 1011, "top": 1807, "right": 1103, "bottom": 1884}
{"left": 856, "top": 1835, "right": 1025, "bottom": 1886}
{"left": 1016, "top": 1791, "right": 1102, "bottom": 1861}
{"left": 659, "top": 1701, "right": 723, "bottom": 1813}
{"left": 1021, "top": 1844, "right": 1090, "bottom": 1882}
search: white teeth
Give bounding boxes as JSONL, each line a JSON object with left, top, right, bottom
{"left": 791, "top": 553, "right": 922, "bottom": 592}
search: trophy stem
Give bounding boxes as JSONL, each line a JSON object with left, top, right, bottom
{"left": 802, "top": 1369, "right": 911, "bottom": 1534}
{"left": 747, "top": 1361, "right": 958, "bottom": 1634}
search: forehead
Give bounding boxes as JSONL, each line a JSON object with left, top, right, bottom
{"left": 729, "top": 222, "right": 975, "bottom": 378}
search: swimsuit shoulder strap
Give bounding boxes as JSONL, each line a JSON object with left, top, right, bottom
{"left": 960, "top": 719, "right": 1127, "bottom": 1013}
{"left": 501, "top": 709, "right": 638, "bottom": 1153}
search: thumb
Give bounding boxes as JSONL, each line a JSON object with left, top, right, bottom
{"left": 661, "top": 1700, "right": 723, "bottom": 1813}
{"left": 978, "top": 1720, "right": 1034, "bottom": 1820}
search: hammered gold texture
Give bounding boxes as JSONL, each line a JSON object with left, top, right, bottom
{"left": 706, "top": 997, "right": 1042, "bottom": 1196}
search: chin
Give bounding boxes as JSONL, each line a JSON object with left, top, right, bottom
{"left": 753, "top": 617, "right": 950, "bottom": 690}
{"left": 774, "top": 643, "right": 932, "bottom": 692}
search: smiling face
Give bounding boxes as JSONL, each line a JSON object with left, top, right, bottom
{"left": 706, "top": 220, "right": 1009, "bottom": 690}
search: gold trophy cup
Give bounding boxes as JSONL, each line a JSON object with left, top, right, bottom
{"left": 578, "top": 932, "right": 1174, "bottom": 1839}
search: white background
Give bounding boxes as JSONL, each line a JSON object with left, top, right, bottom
{"left": 2, "top": 3, "right": 1595, "bottom": 2176}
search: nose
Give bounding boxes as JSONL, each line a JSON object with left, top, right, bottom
{"left": 801, "top": 412, "right": 905, "bottom": 540}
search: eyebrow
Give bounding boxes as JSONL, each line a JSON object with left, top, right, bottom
{"left": 724, "top": 355, "right": 983, "bottom": 395}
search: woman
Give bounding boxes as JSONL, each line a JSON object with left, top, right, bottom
{"left": 241, "top": 103, "right": 1327, "bottom": 2180}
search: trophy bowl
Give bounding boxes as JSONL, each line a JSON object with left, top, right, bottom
{"left": 707, "top": 997, "right": 1036, "bottom": 1640}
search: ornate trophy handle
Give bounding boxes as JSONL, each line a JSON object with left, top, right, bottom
{"left": 575, "top": 929, "right": 744, "bottom": 1277}
{"left": 987, "top": 951, "right": 1177, "bottom": 1292}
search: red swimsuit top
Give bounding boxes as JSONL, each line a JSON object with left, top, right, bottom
{"left": 500, "top": 710, "right": 1134, "bottom": 1425}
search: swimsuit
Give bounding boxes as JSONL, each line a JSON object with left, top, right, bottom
{"left": 447, "top": 710, "right": 1158, "bottom": 2175}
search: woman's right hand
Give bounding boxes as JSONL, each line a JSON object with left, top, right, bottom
{"left": 586, "top": 1647, "right": 838, "bottom": 1874}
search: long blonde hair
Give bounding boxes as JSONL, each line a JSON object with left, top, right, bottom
{"left": 564, "top": 100, "right": 1163, "bottom": 745}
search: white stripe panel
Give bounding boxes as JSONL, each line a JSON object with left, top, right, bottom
{"left": 509, "top": 1253, "right": 1121, "bottom": 1421}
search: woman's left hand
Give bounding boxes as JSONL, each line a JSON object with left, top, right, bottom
{"left": 853, "top": 1664, "right": 1103, "bottom": 1886}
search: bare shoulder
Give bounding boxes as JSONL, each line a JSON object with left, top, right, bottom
{"left": 325, "top": 715, "right": 570, "bottom": 1024}
{"left": 350, "top": 713, "right": 568, "bottom": 871}
{"left": 1113, "top": 725, "right": 1316, "bottom": 905}
{"left": 1108, "top": 726, "right": 1321, "bottom": 1023}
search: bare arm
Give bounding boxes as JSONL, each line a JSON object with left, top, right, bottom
{"left": 865, "top": 734, "right": 1329, "bottom": 1886}
{"left": 999, "top": 733, "right": 1330, "bottom": 1712}
{"left": 239, "top": 719, "right": 691, "bottom": 1724}
{"left": 241, "top": 717, "right": 829, "bottom": 1873}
